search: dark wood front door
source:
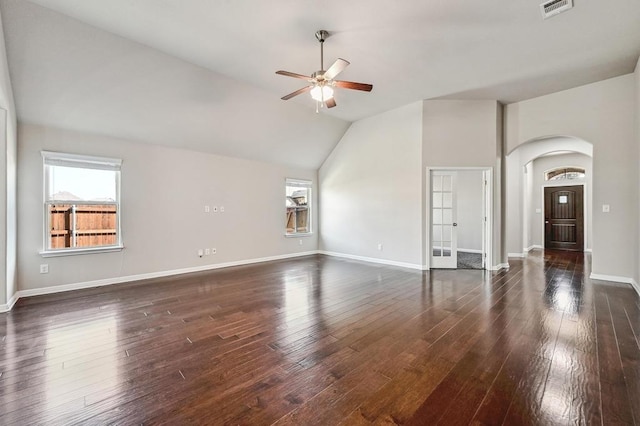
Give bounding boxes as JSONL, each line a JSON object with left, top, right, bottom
{"left": 544, "top": 185, "right": 584, "bottom": 251}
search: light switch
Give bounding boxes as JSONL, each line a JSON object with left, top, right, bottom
{"left": 602, "top": 204, "right": 610, "bottom": 213}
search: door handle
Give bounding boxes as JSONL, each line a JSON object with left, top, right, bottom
{"left": 545, "top": 220, "right": 549, "bottom": 224}
{"left": 452, "top": 223, "right": 458, "bottom": 226}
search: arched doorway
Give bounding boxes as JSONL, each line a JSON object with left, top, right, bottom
{"left": 505, "top": 136, "right": 593, "bottom": 258}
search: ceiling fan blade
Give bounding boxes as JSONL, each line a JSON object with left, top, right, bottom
{"left": 324, "top": 58, "right": 349, "bottom": 80}
{"left": 281, "top": 85, "right": 312, "bottom": 100}
{"left": 276, "top": 70, "right": 312, "bottom": 81}
{"left": 325, "top": 98, "right": 337, "bottom": 108}
{"left": 334, "top": 80, "right": 373, "bottom": 92}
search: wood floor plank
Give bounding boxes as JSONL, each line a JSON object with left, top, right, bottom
{"left": 1, "top": 251, "right": 639, "bottom": 424}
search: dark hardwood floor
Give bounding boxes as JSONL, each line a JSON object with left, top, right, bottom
{"left": 1, "top": 250, "right": 639, "bottom": 425}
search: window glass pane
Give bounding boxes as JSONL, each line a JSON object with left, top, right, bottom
{"left": 43, "top": 152, "right": 121, "bottom": 252}
{"left": 545, "top": 167, "right": 586, "bottom": 181}
{"left": 443, "top": 175, "right": 452, "bottom": 191}
{"left": 433, "top": 248, "right": 442, "bottom": 257}
{"left": 432, "top": 209, "right": 442, "bottom": 225}
{"left": 442, "top": 225, "right": 452, "bottom": 242}
{"left": 48, "top": 166, "right": 116, "bottom": 201}
{"left": 432, "top": 225, "right": 442, "bottom": 242}
{"left": 443, "top": 208, "right": 453, "bottom": 224}
{"left": 286, "top": 179, "right": 312, "bottom": 234}
{"left": 433, "top": 192, "right": 442, "bottom": 208}
{"left": 443, "top": 193, "right": 452, "bottom": 208}
{"left": 443, "top": 241, "right": 452, "bottom": 257}
{"left": 433, "top": 176, "right": 442, "bottom": 191}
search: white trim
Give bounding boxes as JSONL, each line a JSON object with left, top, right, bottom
{"left": 318, "top": 250, "right": 426, "bottom": 270}
{"left": 590, "top": 273, "right": 635, "bottom": 284}
{"left": 458, "top": 248, "right": 483, "bottom": 254}
{"left": 590, "top": 274, "right": 639, "bottom": 297}
{"left": 584, "top": 248, "right": 592, "bottom": 253}
{"left": 3, "top": 251, "right": 319, "bottom": 310}
{"left": 488, "top": 263, "right": 510, "bottom": 271}
{"left": 0, "top": 292, "right": 19, "bottom": 313}
{"left": 40, "top": 245, "right": 124, "bottom": 257}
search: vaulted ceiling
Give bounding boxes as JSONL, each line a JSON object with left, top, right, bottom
{"left": 1, "top": 0, "right": 639, "bottom": 168}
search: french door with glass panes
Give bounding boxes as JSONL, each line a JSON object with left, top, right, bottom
{"left": 431, "top": 171, "right": 457, "bottom": 268}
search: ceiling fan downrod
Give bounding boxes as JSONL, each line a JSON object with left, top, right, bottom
{"left": 315, "top": 30, "right": 329, "bottom": 72}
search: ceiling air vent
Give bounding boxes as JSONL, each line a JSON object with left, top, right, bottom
{"left": 540, "top": 0, "right": 573, "bottom": 19}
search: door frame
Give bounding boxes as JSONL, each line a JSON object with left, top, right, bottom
{"left": 541, "top": 182, "right": 586, "bottom": 251}
{"left": 425, "top": 167, "right": 493, "bottom": 270}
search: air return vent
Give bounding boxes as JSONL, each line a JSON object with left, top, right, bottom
{"left": 540, "top": 0, "right": 573, "bottom": 19}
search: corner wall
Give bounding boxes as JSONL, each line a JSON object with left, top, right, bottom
{"left": 318, "top": 102, "right": 424, "bottom": 268}
{"left": 17, "top": 124, "right": 318, "bottom": 293}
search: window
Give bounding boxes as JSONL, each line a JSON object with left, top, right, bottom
{"left": 285, "top": 179, "right": 312, "bottom": 235}
{"left": 42, "top": 151, "right": 122, "bottom": 255}
{"left": 545, "top": 167, "right": 585, "bottom": 181}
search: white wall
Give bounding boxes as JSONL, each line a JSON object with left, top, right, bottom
{"left": 0, "top": 4, "right": 17, "bottom": 308}
{"left": 636, "top": 57, "right": 640, "bottom": 287}
{"left": 528, "top": 153, "right": 592, "bottom": 249}
{"left": 456, "top": 170, "right": 483, "bottom": 252}
{"left": 318, "top": 102, "right": 423, "bottom": 267}
{"left": 423, "top": 100, "right": 503, "bottom": 267}
{"left": 18, "top": 124, "right": 318, "bottom": 292}
{"left": 505, "top": 74, "right": 637, "bottom": 280}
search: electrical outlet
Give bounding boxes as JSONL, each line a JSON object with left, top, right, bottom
{"left": 204, "top": 205, "right": 210, "bottom": 213}
{"left": 220, "top": 206, "right": 225, "bottom": 213}
{"left": 299, "top": 239, "right": 303, "bottom": 245}
{"left": 204, "top": 248, "right": 211, "bottom": 256}
{"left": 213, "top": 206, "right": 218, "bottom": 213}
{"left": 212, "top": 248, "right": 217, "bottom": 255}
{"left": 40, "top": 264, "right": 49, "bottom": 274}
{"left": 377, "top": 243, "right": 383, "bottom": 251}
{"left": 197, "top": 249, "right": 204, "bottom": 257}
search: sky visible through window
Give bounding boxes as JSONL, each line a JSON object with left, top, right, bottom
{"left": 49, "top": 166, "right": 116, "bottom": 201}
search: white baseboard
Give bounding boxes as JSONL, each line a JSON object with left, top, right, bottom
{"left": 508, "top": 252, "right": 525, "bottom": 258}
{"left": 488, "top": 262, "right": 509, "bottom": 271}
{"left": 590, "top": 273, "right": 640, "bottom": 296}
{"left": 458, "top": 248, "right": 483, "bottom": 254}
{"left": 584, "top": 248, "right": 592, "bottom": 253}
{"left": 0, "top": 292, "right": 19, "bottom": 313}
{"left": 318, "top": 250, "right": 426, "bottom": 271}
{"left": 3, "top": 251, "right": 319, "bottom": 311}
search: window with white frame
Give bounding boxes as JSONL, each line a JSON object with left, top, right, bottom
{"left": 42, "top": 151, "right": 122, "bottom": 254}
{"left": 285, "top": 179, "right": 312, "bottom": 235}
{"left": 545, "top": 167, "right": 586, "bottom": 181}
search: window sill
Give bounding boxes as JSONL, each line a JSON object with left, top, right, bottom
{"left": 40, "top": 245, "right": 124, "bottom": 258}
{"left": 284, "top": 233, "right": 313, "bottom": 238}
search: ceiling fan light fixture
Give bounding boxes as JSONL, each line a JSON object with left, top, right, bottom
{"left": 310, "top": 85, "right": 334, "bottom": 102}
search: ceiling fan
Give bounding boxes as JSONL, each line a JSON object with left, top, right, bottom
{"left": 276, "top": 30, "right": 373, "bottom": 111}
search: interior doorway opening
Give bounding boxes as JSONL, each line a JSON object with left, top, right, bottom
{"left": 428, "top": 168, "right": 492, "bottom": 270}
